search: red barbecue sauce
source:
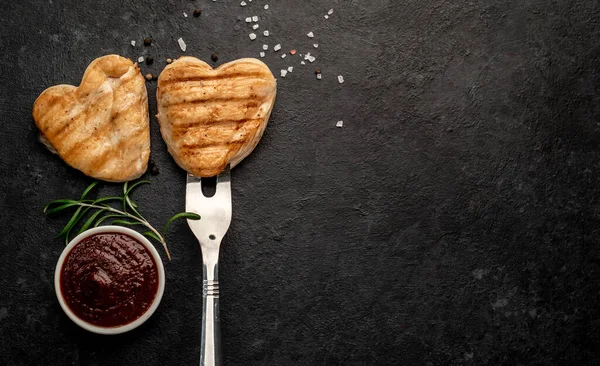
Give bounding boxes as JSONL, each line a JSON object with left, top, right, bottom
{"left": 60, "top": 233, "right": 158, "bottom": 327}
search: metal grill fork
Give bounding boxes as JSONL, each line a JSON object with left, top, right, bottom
{"left": 186, "top": 165, "right": 232, "bottom": 366}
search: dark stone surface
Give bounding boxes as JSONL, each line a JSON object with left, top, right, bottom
{"left": 1, "top": 0, "right": 600, "bottom": 364}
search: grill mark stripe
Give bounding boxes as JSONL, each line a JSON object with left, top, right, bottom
{"left": 159, "top": 78, "right": 272, "bottom": 95}
{"left": 165, "top": 97, "right": 261, "bottom": 107}
{"left": 171, "top": 117, "right": 261, "bottom": 130}
{"left": 52, "top": 105, "right": 94, "bottom": 142}
{"left": 48, "top": 117, "right": 73, "bottom": 141}
{"left": 161, "top": 71, "right": 267, "bottom": 85}
{"left": 181, "top": 140, "right": 246, "bottom": 150}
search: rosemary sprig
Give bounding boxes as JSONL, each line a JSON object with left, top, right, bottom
{"left": 44, "top": 181, "right": 200, "bottom": 260}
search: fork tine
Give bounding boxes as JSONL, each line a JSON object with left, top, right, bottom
{"left": 213, "top": 166, "right": 231, "bottom": 201}
{"left": 217, "top": 165, "right": 231, "bottom": 184}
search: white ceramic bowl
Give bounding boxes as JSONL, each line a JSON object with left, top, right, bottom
{"left": 54, "top": 226, "right": 165, "bottom": 335}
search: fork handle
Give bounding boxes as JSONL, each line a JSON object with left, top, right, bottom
{"left": 201, "top": 262, "right": 222, "bottom": 366}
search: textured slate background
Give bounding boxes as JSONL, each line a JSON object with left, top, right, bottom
{"left": 1, "top": 0, "right": 600, "bottom": 365}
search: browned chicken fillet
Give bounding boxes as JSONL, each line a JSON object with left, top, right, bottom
{"left": 157, "top": 57, "right": 277, "bottom": 177}
{"left": 32, "top": 55, "right": 150, "bottom": 182}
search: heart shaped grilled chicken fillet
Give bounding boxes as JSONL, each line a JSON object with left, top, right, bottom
{"left": 157, "top": 57, "right": 277, "bottom": 177}
{"left": 33, "top": 55, "right": 150, "bottom": 182}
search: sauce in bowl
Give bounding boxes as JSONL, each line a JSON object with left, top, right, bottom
{"left": 59, "top": 232, "right": 159, "bottom": 327}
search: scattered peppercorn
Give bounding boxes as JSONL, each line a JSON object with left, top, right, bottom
{"left": 166, "top": 58, "right": 172, "bottom": 64}
{"left": 143, "top": 37, "right": 152, "bottom": 46}
{"left": 152, "top": 74, "right": 158, "bottom": 80}
{"left": 145, "top": 56, "right": 154, "bottom": 65}
{"left": 149, "top": 161, "right": 160, "bottom": 175}
{"left": 145, "top": 73, "right": 152, "bottom": 81}
{"left": 315, "top": 68, "right": 321, "bottom": 75}
{"left": 211, "top": 52, "right": 218, "bottom": 62}
{"left": 193, "top": 8, "right": 201, "bottom": 17}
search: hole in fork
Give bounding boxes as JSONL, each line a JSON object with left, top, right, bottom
{"left": 209, "top": 234, "right": 216, "bottom": 240}
{"left": 201, "top": 176, "right": 217, "bottom": 197}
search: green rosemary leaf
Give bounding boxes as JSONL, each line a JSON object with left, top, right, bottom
{"left": 142, "top": 231, "right": 161, "bottom": 242}
{"left": 92, "top": 196, "right": 123, "bottom": 205}
{"left": 43, "top": 199, "right": 78, "bottom": 213}
{"left": 111, "top": 220, "right": 146, "bottom": 227}
{"left": 65, "top": 227, "right": 73, "bottom": 245}
{"left": 125, "top": 197, "right": 143, "bottom": 218}
{"left": 122, "top": 182, "right": 129, "bottom": 213}
{"left": 163, "top": 212, "right": 201, "bottom": 236}
{"left": 125, "top": 180, "right": 150, "bottom": 218}
{"left": 80, "top": 181, "right": 99, "bottom": 200}
{"left": 126, "top": 180, "right": 151, "bottom": 196}
{"left": 56, "top": 206, "right": 84, "bottom": 238}
{"left": 46, "top": 202, "right": 81, "bottom": 216}
{"left": 94, "top": 214, "right": 127, "bottom": 227}
{"left": 78, "top": 209, "right": 106, "bottom": 234}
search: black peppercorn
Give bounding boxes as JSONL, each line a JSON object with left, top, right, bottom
{"left": 315, "top": 68, "right": 321, "bottom": 75}
{"left": 145, "top": 74, "right": 152, "bottom": 81}
{"left": 149, "top": 161, "right": 160, "bottom": 175}
{"left": 143, "top": 37, "right": 152, "bottom": 46}
{"left": 193, "top": 8, "right": 201, "bottom": 17}
{"left": 211, "top": 52, "right": 218, "bottom": 62}
{"left": 145, "top": 56, "right": 154, "bottom": 65}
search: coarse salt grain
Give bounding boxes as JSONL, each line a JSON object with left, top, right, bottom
{"left": 280, "top": 69, "right": 288, "bottom": 77}
{"left": 240, "top": 1, "right": 246, "bottom": 6}
{"left": 288, "top": 66, "right": 294, "bottom": 72}
{"left": 274, "top": 44, "right": 281, "bottom": 51}
{"left": 131, "top": 40, "right": 136, "bottom": 46}
{"left": 263, "top": 30, "right": 269, "bottom": 36}
{"left": 178, "top": 37, "right": 187, "bottom": 51}
{"left": 336, "top": 121, "right": 343, "bottom": 128}
{"left": 245, "top": 17, "right": 252, "bottom": 22}
{"left": 325, "top": 15, "right": 329, "bottom": 19}
{"left": 138, "top": 56, "right": 144, "bottom": 63}
{"left": 313, "top": 43, "right": 319, "bottom": 48}
{"left": 252, "top": 15, "right": 259, "bottom": 22}
{"left": 253, "top": 24, "right": 259, "bottom": 30}
{"left": 183, "top": 12, "right": 188, "bottom": 17}
{"left": 338, "top": 75, "right": 344, "bottom": 83}
{"left": 316, "top": 73, "right": 322, "bottom": 80}
{"left": 281, "top": 54, "right": 286, "bottom": 58}
{"left": 301, "top": 61, "right": 306, "bottom": 65}
{"left": 328, "top": 9, "right": 334, "bottom": 15}
{"left": 307, "top": 31, "right": 314, "bottom": 38}
{"left": 249, "top": 33, "right": 257, "bottom": 40}
{"left": 260, "top": 52, "right": 265, "bottom": 57}
{"left": 263, "top": 44, "right": 268, "bottom": 50}
{"left": 264, "top": 4, "right": 269, "bottom": 10}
